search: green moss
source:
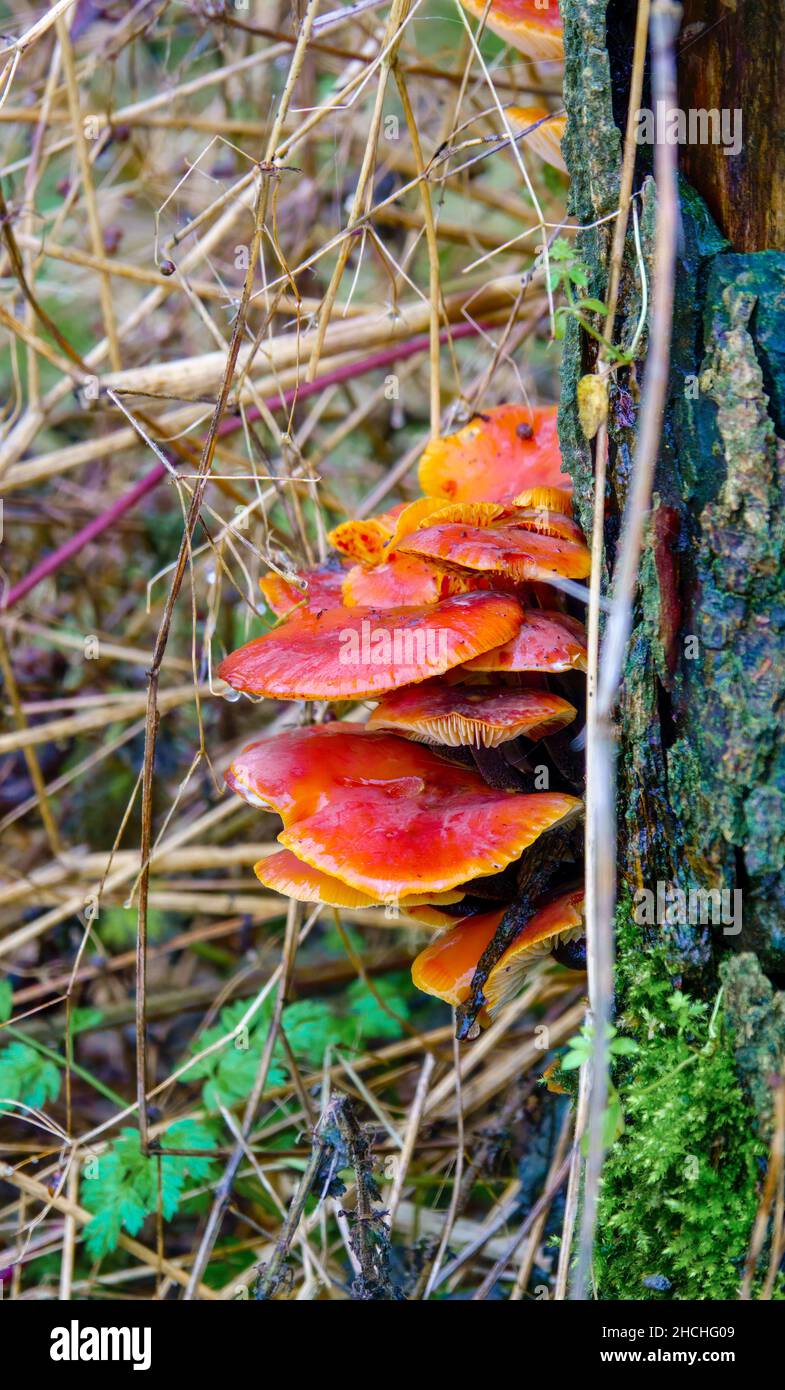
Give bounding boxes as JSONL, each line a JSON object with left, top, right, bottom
{"left": 595, "top": 908, "right": 775, "bottom": 1300}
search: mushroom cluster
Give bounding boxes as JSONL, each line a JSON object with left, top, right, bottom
{"left": 219, "top": 399, "right": 588, "bottom": 1035}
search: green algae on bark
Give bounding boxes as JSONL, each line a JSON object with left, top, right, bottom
{"left": 560, "top": 0, "right": 785, "bottom": 975}
{"left": 721, "top": 953, "right": 785, "bottom": 1139}
{"left": 557, "top": 0, "right": 785, "bottom": 1297}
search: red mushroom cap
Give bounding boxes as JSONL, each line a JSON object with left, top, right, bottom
{"left": 459, "top": 0, "right": 563, "bottom": 62}
{"left": 255, "top": 848, "right": 465, "bottom": 910}
{"left": 327, "top": 503, "right": 407, "bottom": 565}
{"left": 217, "top": 591, "right": 525, "bottom": 700}
{"left": 418, "top": 405, "right": 569, "bottom": 504}
{"left": 226, "top": 723, "right": 581, "bottom": 897}
{"left": 341, "top": 552, "right": 471, "bottom": 608}
{"left": 462, "top": 607, "right": 587, "bottom": 673}
{"left": 411, "top": 908, "right": 505, "bottom": 1006}
{"left": 396, "top": 521, "right": 590, "bottom": 584}
{"left": 260, "top": 561, "right": 347, "bottom": 618}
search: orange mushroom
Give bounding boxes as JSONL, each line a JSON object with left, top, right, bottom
{"left": 255, "top": 848, "right": 465, "bottom": 911}
{"left": 512, "top": 485, "right": 573, "bottom": 515}
{"left": 385, "top": 498, "right": 508, "bottom": 551}
{"left": 483, "top": 888, "right": 585, "bottom": 1018}
{"left": 367, "top": 679, "right": 576, "bottom": 747}
{"left": 418, "top": 405, "right": 568, "bottom": 505}
{"left": 341, "top": 552, "right": 471, "bottom": 608}
{"left": 459, "top": 0, "right": 563, "bottom": 62}
{"left": 411, "top": 909, "right": 505, "bottom": 1007}
{"left": 332, "top": 498, "right": 507, "bottom": 571}
{"left": 507, "top": 508, "right": 586, "bottom": 545}
{"left": 225, "top": 723, "right": 581, "bottom": 897}
{"left": 217, "top": 591, "right": 525, "bottom": 700}
{"left": 508, "top": 105, "right": 567, "bottom": 174}
{"left": 410, "top": 887, "right": 585, "bottom": 1020}
{"left": 396, "top": 521, "right": 590, "bottom": 585}
{"left": 260, "top": 561, "right": 347, "bottom": 618}
{"left": 462, "top": 608, "right": 587, "bottom": 673}
{"left": 327, "top": 503, "right": 407, "bottom": 565}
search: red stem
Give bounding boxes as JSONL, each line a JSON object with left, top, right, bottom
{"left": 3, "top": 321, "right": 485, "bottom": 611}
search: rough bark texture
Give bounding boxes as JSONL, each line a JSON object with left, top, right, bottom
{"left": 679, "top": 0, "right": 785, "bottom": 253}
{"left": 559, "top": 0, "right": 785, "bottom": 1132}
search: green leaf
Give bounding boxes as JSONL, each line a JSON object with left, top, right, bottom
{"left": 345, "top": 976, "right": 410, "bottom": 1043}
{"left": 82, "top": 1121, "right": 217, "bottom": 1258}
{"left": 0, "top": 1040, "right": 61, "bottom": 1108}
{"left": 281, "top": 999, "right": 351, "bottom": 1067}
{"left": 70, "top": 1007, "right": 104, "bottom": 1035}
{"left": 549, "top": 237, "right": 574, "bottom": 261}
{"left": 0, "top": 979, "right": 13, "bottom": 1023}
{"left": 578, "top": 297, "right": 609, "bottom": 315}
{"left": 181, "top": 998, "right": 285, "bottom": 1109}
{"left": 560, "top": 1047, "right": 588, "bottom": 1071}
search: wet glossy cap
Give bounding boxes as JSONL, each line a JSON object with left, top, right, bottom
{"left": 341, "top": 552, "right": 471, "bottom": 608}
{"left": 260, "top": 561, "right": 347, "bottom": 618}
{"left": 462, "top": 608, "right": 587, "bottom": 673}
{"left": 411, "top": 909, "right": 505, "bottom": 1006}
{"left": 226, "top": 723, "right": 581, "bottom": 896}
{"left": 255, "top": 848, "right": 465, "bottom": 911}
{"left": 217, "top": 591, "right": 524, "bottom": 700}
{"left": 418, "top": 405, "right": 569, "bottom": 504}
{"left": 397, "top": 521, "right": 590, "bottom": 584}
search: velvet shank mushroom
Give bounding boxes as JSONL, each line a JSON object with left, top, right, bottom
{"left": 411, "top": 887, "right": 585, "bottom": 1021}
{"left": 217, "top": 591, "right": 525, "bottom": 700}
{"left": 225, "top": 723, "right": 581, "bottom": 898}
{"left": 367, "top": 679, "right": 576, "bottom": 748}
{"left": 260, "top": 561, "right": 347, "bottom": 618}
{"left": 508, "top": 106, "right": 567, "bottom": 174}
{"left": 411, "top": 908, "right": 505, "bottom": 1007}
{"left": 483, "top": 888, "right": 586, "bottom": 1017}
{"left": 418, "top": 405, "right": 569, "bottom": 504}
{"left": 462, "top": 607, "right": 587, "bottom": 673}
{"left": 459, "top": 0, "right": 563, "bottom": 61}
{"left": 255, "top": 848, "right": 465, "bottom": 912}
{"left": 341, "top": 552, "right": 472, "bottom": 608}
{"left": 396, "top": 520, "right": 590, "bottom": 585}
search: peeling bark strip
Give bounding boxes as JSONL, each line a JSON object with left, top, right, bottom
{"left": 559, "top": 0, "right": 785, "bottom": 1120}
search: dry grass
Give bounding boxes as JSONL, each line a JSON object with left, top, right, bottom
{"left": 0, "top": 0, "right": 582, "bottom": 1301}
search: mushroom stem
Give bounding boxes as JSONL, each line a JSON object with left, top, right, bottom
{"left": 470, "top": 743, "right": 534, "bottom": 791}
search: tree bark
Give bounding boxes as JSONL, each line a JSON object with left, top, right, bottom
{"left": 560, "top": 0, "right": 785, "bottom": 1155}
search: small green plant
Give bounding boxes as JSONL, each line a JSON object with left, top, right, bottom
{"left": 548, "top": 238, "right": 631, "bottom": 362}
{"left": 0, "top": 1040, "right": 60, "bottom": 1109}
{"left": 181, "top": 977, "right": 411, "bottom": 1113}
{"left": 81, "top": 1120, "right": 217, "bottom": 1259}
{"left": 593, "top": 910, "right": 773, "bottom": 1299}
{"left": 561, "top": 1019, "right": 639, "bottom": 1147}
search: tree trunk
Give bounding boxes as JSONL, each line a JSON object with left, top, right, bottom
{"left": 559, "top": 0, "right": 785, "bottom": 1296}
